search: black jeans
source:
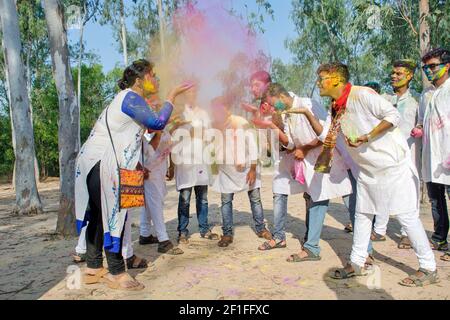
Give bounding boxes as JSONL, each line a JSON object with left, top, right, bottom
{"left": 86, "top": 161, "right": 126, "bottom": 275}
{"left": 428, "top": 182, "right": 450, "bottom": 244}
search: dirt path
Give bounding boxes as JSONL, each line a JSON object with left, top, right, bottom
{"left": 1, "top": 173, "right": 449, "bottom": 300}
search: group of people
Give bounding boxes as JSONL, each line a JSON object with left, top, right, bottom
{"left": 73, "top": 47, "right": 449, "bottom": 291}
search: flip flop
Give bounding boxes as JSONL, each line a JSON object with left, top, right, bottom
{"left": 286, "top": 248, "right": 321, "bottom": 262}
{"left": 331, "top": 262, "right": 368, "bottom": 280}
{"left": 398, "top": 236, "right": 412, "bottom": 249}
{"left": 258, "top": 240, "right": 286, "bottom": 251}
{"left": 125, "top": 255, "right": 148, "bottom": 269}
{"left": 440, "top": 252, "right": 450, "bottom": 262}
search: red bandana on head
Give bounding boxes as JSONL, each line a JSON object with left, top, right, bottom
{"left": 332, "top": 83, "right": 352, "bottom": 112}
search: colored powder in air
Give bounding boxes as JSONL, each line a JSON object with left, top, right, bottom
{"left": 149, "top": 0, "right": 269, "bottom": 113}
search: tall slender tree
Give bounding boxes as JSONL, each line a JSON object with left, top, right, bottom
{"left": 0, "top": 0, "right": 43, "bottom": 215}
{"left": 43, "top": 0, "right": 79, "bottom": 236}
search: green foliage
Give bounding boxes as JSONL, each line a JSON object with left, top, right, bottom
{"left": 285, "top": 0, "right": 450, "bottom": 95}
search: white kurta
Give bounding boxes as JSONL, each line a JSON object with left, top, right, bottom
{"left": 340, "top": 86, "right": 419, "bottom": 215}
{"left": 283, "top": 94, "right": 352, "bottom": 202}
{"left": 383, "top": 90, "right": 421, "bottom": 174}
{"left": 143, "top": 130, "right": 172, "bottom": 198}
{"left": 272, "top": 151, "right": 305, "bottom": 195}
{"left": 75, "top": 89, "right": 146, "bottom": 253}
{"left": 211, "top": 115, "right": 262, "bottom": 194}
{"left": 173, "top": 105, "right": 211, "bottom": 191}
{"left": 418, "top": 78, "right": 450, "bottom": 185}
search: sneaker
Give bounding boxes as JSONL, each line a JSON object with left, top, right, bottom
{"left": 139, "top": 235, "right": 159, "bottom": 245}
{"left": 256, "top": 228, "right": 272, "bottom": 240}
{"left": 201, "top": 231, "right": 220, "bottom": 240}
{"left": 430, "top": 239, "right": 448, "bottom": 251}
{"left": 177, "top": 234, "right": 189, "bottom": 244}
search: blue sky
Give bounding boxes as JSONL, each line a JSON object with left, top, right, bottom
{"left": 67, "top": 0, "right": 296, "bottom": 73}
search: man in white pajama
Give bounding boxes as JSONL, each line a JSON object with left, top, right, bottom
{"left": 139, "top": 130, "right": 184, "bottom": 255}
{"left": 372, "top": 60, "right": 421, "bottom": 247}
{"left": 413, "top": 48, "right": 450, "bottom": 257}
{"left": 316, "top": 62, "right": 437, "bottom": 286}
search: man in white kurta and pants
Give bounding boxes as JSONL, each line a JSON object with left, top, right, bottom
{"left": 316, "top": 62, "right": 437, "bottom": 286}
{"left": 413, "top": 48, "right": 450, "bottom": 257}
{"left": 373, "top": 60, "right": 421, "bottom": 246}
{"left": 257, "top": 84, "right": 355, "bottom": 260}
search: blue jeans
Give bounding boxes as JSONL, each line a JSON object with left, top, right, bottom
{"left": 221, "top": 188, "right": 265, "bottom": 236}
{"left": 304, "top": 170, "right": 373, "bottom": 257}
{"left": 177, "top": 185, "right": 210, "bottom": 236}
{"left": 342, "top": 170, "right": 373, "bottom": 254}
{"left": 304, "top": 199, "right": 330, "bottom": 256}
{"left": 272, "top": 193, "right": 288, "bottom": 241}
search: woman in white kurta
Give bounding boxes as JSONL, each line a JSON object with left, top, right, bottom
{"left": 75, "top": 59, "right": 191, "bottom": 290}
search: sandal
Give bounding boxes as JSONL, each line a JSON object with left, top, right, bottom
{"left": 365, "top": 255, "right": 375, "bottom": 269}
{"left": 430, "top": 240, "right": 448, "bottom": 252}
{"left": 139, "top": 234, "right": 159, "bottom": 245}
{"left": 331, "top": 262, "right": 368, "bottom": 279}
{"left": 256, "top": 229, "right": 273, "bottom": 240}
{"left": 73, "top": 252, "right": 86, "bottom": 264}
{"left": 83, "top": 267, "right": 109, "bottom": 285}
{"left": 371, "top": 231, "right": 386, "bottom": 242}
{"left": 399, "top": 268, "right": 439, "bottom": 287}
{"left": 158, "top": 240, "right": 184, "bottom": 255}
{"left": 218, "top": 235, "right": 233, "bottom": 247}
{"left": 201, "top": 231, "right": 220, "bottom": 240}
{"left": 125, "top": 255, "right": 148, "bottom": 270}
{"left": 177, "top": 234, "right": 189, "bottom": 244}
{"left": 344, "top": 223, "right": 353, "bottom": 233}
{"left": 286, "top": 248, "right": 321, "bottom": 262}
{"left": 440, "top": 252, "right": 450, "bottom": 262}
{"left": 258, "top": 240, "right": 286, "bottom": 251}
{"left": 101, "top": 272, "right": 145, "bottom": 291}
{"left": 398, "top": 236, "right": 412, "bottom": 249}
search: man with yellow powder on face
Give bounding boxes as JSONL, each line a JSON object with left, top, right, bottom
{"left": 312, "top": 62, "right": 437, "bottom": 287}
{"left": 370, "top": 60, "right": 421, "bottom": 248}
{"left": 413, "top": 48, "right": 450, "bottom": 258}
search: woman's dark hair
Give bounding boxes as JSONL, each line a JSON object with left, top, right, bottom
{"left": 118, "top": 59, "right": 154, "bottom": 90}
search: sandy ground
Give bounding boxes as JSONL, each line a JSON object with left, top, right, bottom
{"left": 1, "top": 171, "right": 449, "bottom": 300}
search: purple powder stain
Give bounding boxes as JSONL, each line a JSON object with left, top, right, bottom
{"left": 224, "top": 288, "right": 241, "bottom": 296}
{"left": 199, "top": 170, "right": 203, "bottom": 174}
{"left": 283, "top": 276, "right": 300, "bottom": 287}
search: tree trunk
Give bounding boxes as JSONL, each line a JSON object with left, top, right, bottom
{"left": 157, "top": 0, "right": 166, "bottom": 59}
{"left": 0, "top": 0, "right": 43, "bottom": 215}
{"left": 43, "top": 0, "right": 80, "bottom": 237}
{"left": 419, "top": 0, "right": 431, "bottom": 89}
{"left": 25, "top": 47, "right": 40, "bottom": 185}
{"left": 120, "top": 0, "right": 128, "bottom": 65}
{"left": 77, "top": 6, "right": 85, "bottom": 146}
